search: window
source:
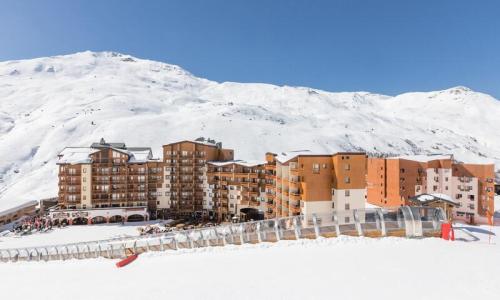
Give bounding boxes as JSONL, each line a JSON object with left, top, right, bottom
{"left": 345, "top": 190, "right": 350, "bottom": 197}
{"left": 82, "top": 168, "right": 86, "bottom": 173}
{"left": 345, "top": 216, "right": 350, "bottom": 223}
{"left": 400, "top": 168, "right": 405, "bottom": 173}
{"left": 312, "top": 163, "right": 320, "bottom": 174}
{"left": 83, "top": 177, "right": 86, "bottom": 182}
{"left": 345, "top": 203, "right": 350, "bottom": 210}
{"left": 322, "top": 164, "right": 327, "bottom": 169}
{"left": 331, "top": 189, "right": 335, "bottom": 195}
{"left": 433, "top": 185, "right": 438, "bottom": 192}
{"left": 456, "top": 194, "right": 463, "bottom": 199}
{"left": 345, "top": 164, "right": 350, "bottom": 171}
{"left": 344, "top": 177, "right": 350, "bottom": 184}
{"left": 332, "top": 202, "right": 335, "bottom": 208}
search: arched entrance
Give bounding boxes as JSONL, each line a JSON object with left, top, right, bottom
{"left": 240, "top": 208, "right": 264, "bottom": 222}
{"left": 109, "top": 215, "right": 124, "bottom": 223}
{"left": 91, "top": 216, "right": 107, "bottom": 224}
{"left": 127, "top": 214, "right": 145, "bottom": 222}
{"left": 72, "top": 217, "right": 88, "bottom": 225}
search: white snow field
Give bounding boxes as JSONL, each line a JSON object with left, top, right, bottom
{"left": 0, "top": 225, "right": 499, "bottom": 300}
{"left": 1, "top": 51, "right": 500, "bottom": 212}
{"left": 0, "top": 221, "right": 156, "bottom": 249}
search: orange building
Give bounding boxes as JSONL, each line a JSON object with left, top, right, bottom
{"left": 367, "top": 154, "right": 495, "bottom": 224}
{"left": 265, "top": 150, "right": 367, "bottom": 223}
{"left": 161, "top": 139, "right": 234, "bottom": 218}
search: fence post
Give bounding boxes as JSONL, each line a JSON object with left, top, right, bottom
{"left": 174, "top": 235, "right": 179, "bottom": 250}
{"left": 293, "top": 217, "right": 301, "bottom": 240}
{"left": 228, "top": 226, "right": 235, "bottom": 244}
{"left": 214, "top": 228, "right": 224, "bottom": 246}
{"left": 353, "top": 210, "right": 363, "bottom": 236}
{"left": 187, "top": 231, "right": 194, "bottom": 248}
{"left": 376, "top": 208, "right": 386, "bottom": 236}
{"left": 312, "top": 214, "right": 320, "bottom": 238}
{"left": 274, "top": 220, "right": 281, "bottom": 241}
{"left": 239, "top": 224, "right": 245, "bottom": 244}
{"left": 256, "top": 222, "right": 262, "bottom": 243}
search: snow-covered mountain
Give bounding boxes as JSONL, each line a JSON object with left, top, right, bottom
{"left": 1, "top": 51, "right": 499, "bottom": 211}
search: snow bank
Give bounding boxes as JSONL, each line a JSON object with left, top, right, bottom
{"left": 1, "top": 231, "right": 499, "bottom": 300}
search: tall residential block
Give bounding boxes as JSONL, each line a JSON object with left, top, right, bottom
{"left": 203, "top": 160, "right": 266, "bottom": 222}
{"left": 161, "top": 139, "right": 234, "bottom": 218}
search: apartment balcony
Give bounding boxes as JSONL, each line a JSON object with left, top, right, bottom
{"left": 128, "top": 170, "right": 147, "bottom": 175}
{"left": 289, "top": 180, "right": 300, "bottom": 189}
{"left": 265, "top": 164, "right": 276, "bottom": 170}
{"left": 234, "top": 172, "right": 258, "bottom": 178}
{"left": 59, "top": 172, "right": 82, "bottom": 177}
{"left": 290, "top": 206, "right": 301, "bottom": 215}
{"left": 289, "top": 192, "right": 301, "bottom": 201}
{"left": 266, "top": 192, "right": 275, "bottom": 199}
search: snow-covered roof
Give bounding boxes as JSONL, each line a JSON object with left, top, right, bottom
{"left": 58, "top": 146, "right": 154, "bottom": 164}
{"left": 412, "top": 193, "right": 458, "bottom": 205}
{"left": 390, "top": 154, "right": 453, "bottom": 163}
{"left": 208, "top": 160, "right": 265, "bottom": 167}
{"left": 127, "top": 148, "right": 153, "bottom": 163}
{"left": 276, "top": 150, "right": 332, "bottom": 163}
{"left": 0, "top": 200, "right": 38, "bottom": 217}
{"left": 57, "top": 147, "right": 99, "bottom": 164}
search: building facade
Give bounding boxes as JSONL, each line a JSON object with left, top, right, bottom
{"left": 203, "top": 160, "right": 266, "bottom": 222}
{"left": 57, "top": 139, "right": 164, "bottom": 220}
{"left": 367, "top": 155, "right": 495, "bottom": 224}
{"left": 265, "top": 151, "right": 367, "bottom": 223}
{"left": 161, "top": 139, "right": 234, "bottom": 218}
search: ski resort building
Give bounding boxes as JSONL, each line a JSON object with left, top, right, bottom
{"left": 0, "top": 200, "right": 38, "bottom": 226}
{"left": 203, "top": 160, "right": 266, "bottom": 222}
{"left": 367, "top": 154, "right": 496, "bottom": 224}
{"left": 161, "top": 139, "right": 234, "bottom": 218}
{"left": 56, "top": 139, "right": 164, "bottom": 222}
{"left": 264, "top": 151, "right": 368, "bottom": 223}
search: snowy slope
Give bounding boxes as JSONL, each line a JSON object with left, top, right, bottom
{"left": 1, "top": 51, "right": 499, "bottom": 211}
{"left": 1, "top": 234, "right": 500, "bottom": 300}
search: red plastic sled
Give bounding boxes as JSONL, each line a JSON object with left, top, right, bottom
{"left": 116, "top": 254, "right": 139, "bottom": 268}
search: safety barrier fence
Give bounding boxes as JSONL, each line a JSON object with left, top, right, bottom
{"left": 0, "top": 206, "right": 445, "bottom": 263}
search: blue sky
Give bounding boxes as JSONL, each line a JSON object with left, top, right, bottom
{"left": 1, "top": 0, "right": 499, "bottom": 98}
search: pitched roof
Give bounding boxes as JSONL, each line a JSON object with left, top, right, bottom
{"left": 207, "top": 160, "right": 266, "bottom": 167}
{"left": 57, "top": 147, "right": 99, "bottom": 164}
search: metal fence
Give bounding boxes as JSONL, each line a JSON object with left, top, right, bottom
{"left": 0, "top": 206, "right": 445, "bottom": 263}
